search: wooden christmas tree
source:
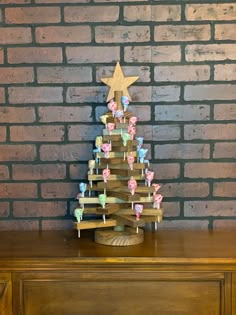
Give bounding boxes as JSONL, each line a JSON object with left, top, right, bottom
{"left": 74, "top": 62, "right": 163, "bottom": 246}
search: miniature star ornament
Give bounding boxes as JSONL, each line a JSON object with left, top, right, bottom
{"left": 101, "top": 62, "right": 139, "bottom": 101}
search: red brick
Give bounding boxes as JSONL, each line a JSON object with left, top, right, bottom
{"left": 124, "top": 5, "right": 181, "bottom": 22}
{"left": 0, "top": 67, "right": 34, "bottom": 84}
{"left": 214, "top": 104, "right": 236, "bottom": 120}
{"left": 155, "top": 25, "right": 210, "bottom": 42}
{"left": 155, "top": 105, "right": 210, "bottom": 121}
{"left": 152, "top": 85, "right": 180, "bottom": 102}
{"left": 214, "top": 220, "right": 236, "bottom": 230}
{"left": 36, "top": 26, "right": 91, "bottom": 43}
{"left": 0, "top": 220, "right": 39, "bottom": 231}
{"left": 95, "top": 106, "right": 108, "bottom": 121}
{"left": 96, "top": 65, "right": 150, "bottom": 83}
{"left": 8, "top": 47, "right": 63, "bottom": 64}
{"left": 39, "top": 106, "right": 93, "bottom": 123}
{"left": 162, "top": 202, "right": 180, "bottom": 217}
{"left": 42, "top": 220, "right": 73, "bottom": 230}
{"left": 160, "top": 182, "right": 209, "bottom": 197}
{"left": 40, "top": 144, "right": 93, "bottom": 161}
{"left": 9, "top": 87, "right": 63, "bottom": 104}
{"left": 0, "top": 127, "right": 6, "bottom": 142}
{"left": 95, "top": 26, "right": 150, "bottom": 43}
{"left": 155, "top": 144, "right": 210, "bottom": 159}
{"left": 67, "top": 86, "right": 107, "bottom": 103}
{"left": 185, "top": 44, "right": 236, "bottom": 61}
{"left": 157, "top": 220, "right": 209, "bottom": 230}
{"left": 0, "top": 145, "right": 36, "bottom": 161}
{"left": 66, "top": 46, "right": 120, "bottom": 63}
{"left": 152, "top": 163, "right": 180, "bottom": 180}
{"left": 0, "top": 183, "right": 37, "bottom": 199}
{"left": 185, "top": 201, "right": 236, "bottom": 217}
{"left": 0, "top": 0, "right": 31, "bottom": 3}
{"left": 0, "top": 48, "right": 3, "bottom": 64}
{"left": 10, "top": 125, "right": 64, "bottom": 142}
{"left": 65, "top": 6, "right": 119, "bottom": 22}
{"left": 41, "top": 182, "right": 78, "bottom": 198}
{"left": 213, "top": 143, "right": 236, "bottom": 159}
{"left": 68, "top": 124, "right": 103, "bottom": 141}
{"left": 151, "top": 5, "right": 181, "bottom": 21}
{"left": 155, "top": 65, "right": 210, "bottom": 82}
{"left": 184, "top": 84, "right": 236, "bottom": 101}
{"left": 185, "top": 124, "right": 236, "bottom": 140}
{"left": 214, "top": 64, "right": 236, "bottom": 81}
{"left": 0, "top": 202, "right": 9, "bottom": 217}
{"left": 214, "top": 182, "right": 236, "bottom": 197}
{"left": 215, "top": 24, "right": 236, "bottom": 40}
{"left": 13, "top": 201, "right": 67, "bottom": 217}
{"left": 138, "top": 125, "right": 180, "bottom": 141}
{"left": 0, "top": 88, "right": 5, "bottom": 103}
{"left": 37, "top": 66, "right": 92, "bottom": 83}
{"left": 127, "top": 105, "right": 151, "bottom": 121}
{"left": 124, "top": 86, "right": 153, "bottom": 102}
{"left": 124, "top": 45, "right": 181, "bottom": 63}
{"left": 185, "top": 163, "right": 236, "bottom": 178}
{"left": 186, "top": 3, "right": 236, "bottom": 21}
{"left": 12, "top": 164, "right": 66, "bottom": 180}
{"left": 0, "top": 27, "right": 31, "bottom": 44}
{"left": 142, "top": 144, "right": 151, "bottom": 161}
{"left": 5, "top": 7, "right": 61, "bottom": 24}
{"left": 0, "top": 107, "right": 35, "bottom": 123}
{"left": 70, "top": 164, "right": 88, "bottom": 180}
{"left": 69, "top": 200, "right": 79, "bottom": 214}
{"left": 0, "top": 165, "right": 9, "bottom": 180}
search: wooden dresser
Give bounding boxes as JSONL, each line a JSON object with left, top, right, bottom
{"left": 0, "top": 229, "right": 236, "bottom": 315}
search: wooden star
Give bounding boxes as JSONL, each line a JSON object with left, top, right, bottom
{"left": 100, "top": 62, "right": 139, "bottom": 101}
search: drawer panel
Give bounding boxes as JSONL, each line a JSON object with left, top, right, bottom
{"left": 13, "top": 271, "right": 222, "bottom": 315}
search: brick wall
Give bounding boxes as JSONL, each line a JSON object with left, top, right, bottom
{"left": 0, "top": 0, "right": 235, "bottom": 231}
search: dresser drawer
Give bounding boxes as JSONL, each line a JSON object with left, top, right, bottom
{"left": 13, "top": 270, "right": 224, "bottom": 315}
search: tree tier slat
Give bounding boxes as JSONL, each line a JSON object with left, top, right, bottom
{"left": 93, "top": 162, "right": 148, "bottom": 169}
{"left": 82, "top": 206, "right": 163, "bottom": 214}
{"left": 79, "top": 196, "right": 155, "bottom": 204}
{"left": 103, "top": 129, "right": 127, "bottom": 136}
{"left": 99, "top": 157, "right": 125, "bottom": 164}
{"left": 102, "top": 137, "right": 138, "bottom": 147}
{"left": 111, "top": 214, "right": 145, "bottom": 228}
{"left": 116, "top": 208, "right": 163, "bottom": 216}
{"left": 96, "top": 151, "right": 137, "bottom": 159}
{"left": 108, "top": 191, "right": 140, "bottom": 202}
{"left": 102, "top": 134, "right": 121, "bottom": 142}
{"left": 95, "top": 180, "right": 128, "bottom": 189}
{"left": 88, "top": 174, "right": 145, "bottom": 181}
{"left": 93, "top": 183, "right": 155, "bottom": 193}
{"left": 74, "top": 219, "right": 117, "bottom": 230}
{"left": 109, "top": 169, "right": 140, "bottom": 176}
{"left": 96, "top": 204, "right": 120, "bottom": 215}
{"left": 98, "top": 145, "right": 136, "bottom": 153}
{"left": 105, "top": 110, "right": 133, "bottom": 120}
{"left": 139, "top": 215, "right": 162, "bottom": 223}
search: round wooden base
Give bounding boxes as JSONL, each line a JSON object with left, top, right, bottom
{"left": 95, "top": 227, "right": 144, "bottom": 246}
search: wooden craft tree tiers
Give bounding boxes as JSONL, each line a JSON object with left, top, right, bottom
{"left": 74, "top": 63, "right": 163, "bottom": 246}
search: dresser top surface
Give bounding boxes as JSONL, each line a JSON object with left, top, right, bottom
{"left": 0, "top": 229, "right": 236, "bottom": 264}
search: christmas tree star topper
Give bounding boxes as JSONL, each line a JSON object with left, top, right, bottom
{"left": 101, "top": 62, "right": 139, "bottom": 101}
